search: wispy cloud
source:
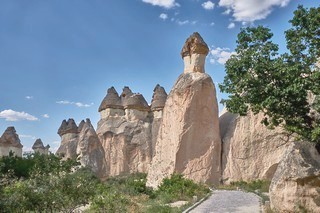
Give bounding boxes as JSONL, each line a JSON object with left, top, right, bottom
{"left": 52, "top": 140, "right": 60, "bottom": 145}
{"left": 202, "top": 1, "right": 215, "bottom": 10}
{"left": 218, "top": 0, "right": 291, "bottom": 22}
{"left": 159, "top": 13, "right": 168, "bottom": 20}
{"left": 210, "top": 22, "right": 215, "bottom": 26}
{"left": 210, "top": 47, "right": 236, "bottom": 65}
{"left": 227, "top": 22, "right": 235, "bottom": 29}
{"left": 176, "top": 19, "right": 197, "bottom": 26}
{"left": 42, "top": 114, "right": 50, "bottom": 118}
{"left": 0, "top": 109, "right": 39, "bottom": 121}
{"left": 142, "top": 0, "right": 179, "bottom": 9}
{"left": 56, "top": 100, "right": 94, "bottom": 108}
{"left": 25, "top": 96, "right": 33, "bottom": 100}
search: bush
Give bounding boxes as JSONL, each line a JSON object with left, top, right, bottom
{"left": 155, "top": 173, "right": 210, "bottom": 203}
{"left": 89, "top": 184, "right": 131, "bottom": 213}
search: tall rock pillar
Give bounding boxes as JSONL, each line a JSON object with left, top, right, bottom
{"left": 147, "top": 32, "right": 221, "bottom": 188}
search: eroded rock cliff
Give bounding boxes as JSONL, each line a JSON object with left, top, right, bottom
{"left": 270, "top": 141, "right": 320, "bottom": 212}
{"left": 220, "top": 109, "right": 293, "bottom": 183}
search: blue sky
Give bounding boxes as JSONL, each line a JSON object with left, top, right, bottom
{"left": 0, "top": 0, "right": 318, "bottom": 152}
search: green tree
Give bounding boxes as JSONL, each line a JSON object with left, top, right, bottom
{"left": 220, "top": 5, "right": 320, "bottom": 150}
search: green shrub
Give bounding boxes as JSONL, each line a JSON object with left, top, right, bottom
{"left": 155, "top": 173, "right": 210, "bottom": 203}
{"left": 89, "top": 184, "right": 131, "bottom": 212}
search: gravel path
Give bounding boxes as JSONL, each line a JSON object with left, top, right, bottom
{"left": 189, "top": 190, "right": 262, "bottom": 213}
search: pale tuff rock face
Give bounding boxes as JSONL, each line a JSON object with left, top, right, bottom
{"left": 56, "top": 119, "right": 79, "bottom": 159}
{"left": 77, "top": 119, "right": 108, "bottom": 179}
{"left": 270, "top": 141, "right": 320, "bottom": 212}
{"left": 147, "top": 33, "right": 221, "bottom": 188}
{"left": 220, "top": 109, "right": 293, "bottom": 183}
{"left": 96, "top": 115, "right": 153, "bottom": 176}
{"left": 181, "top": 32, "right": 209, "bottom": 73}
{"left": 0, "top": 126, "right": 23, "bottom": 157}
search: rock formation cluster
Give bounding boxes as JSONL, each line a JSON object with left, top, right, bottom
{"left": 0, "top": 127, "right": 23, "bottom": 157}
{"left": 55, "top": 32, "right": 320, "bottom": 211}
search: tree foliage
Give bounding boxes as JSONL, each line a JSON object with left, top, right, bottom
{"left": 220, "top": 5, "right": 320, "bottom": 146}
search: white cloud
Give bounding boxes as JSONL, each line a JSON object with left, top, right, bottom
{"left": 20, "top": 135, "right": 36, "bottom": 140}
{"left": 75, "top": 102, "right": 93, "bottom": 108}
{"left": 0, "top": 109, "right": 39, "bottom": 121}
{"left": 227, "top": 22, "right": 235, "bottom": 29}
{"left": 142, "top": 0, "right": 178, "bottom": 9}
{"left": 202, "top": 1, "right": 215, "bottom": 10}
{"left": 210, "top": 47, "right": 236, "bottom": 65}
{"left": 218, "top": 0, "right": 291, "bottom": 22}
{"left": 42, "top": 114, "right": 50, "bottom": 118}
{"left": 56, "top": 100, "right": 94, "bottom": 108}
{"left": 159, "top": 13, "right": 168, "bottom": 20}
{"left": 210, "top": 22, "right": 215, "bottom": 26}
{"left": 177, "top": 20, "right": 189, "bottom": 25}
{"left": 25, "top": 96, "right": 33, "bottom": 100}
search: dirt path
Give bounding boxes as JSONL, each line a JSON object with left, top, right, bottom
{"left": 189, "top": 190, "right": 262, "bottom": 213}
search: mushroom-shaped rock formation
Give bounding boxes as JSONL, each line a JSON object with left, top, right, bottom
{"left": 56, "top": 119, "right": 79, "bottom": 159}
{"left": 57, "top": 119, "right": 78, "bottom": 136}
{"left": 0, "top": 127, "right": 23, "bottom": 157}
{"left": 123, "top": 93, "right": 150, "bottom": 111}
{"left": 151, "top": 84, "right": 168, "bottom": 111}
{"left": 147, "top": 32, "right": 221, "bottom": 188}
{"left": 32, "top": 138, "right": 45, "bottom": 149}
{"left": 99, "top": 87, "right": 123, "bottom": 112}
{"left": 180, "top": 32, "right": 209, "bottom": 73}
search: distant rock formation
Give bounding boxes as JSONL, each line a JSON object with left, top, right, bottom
{"left": 147, "top": 32, "right": 221, "bottom": 188}
{"left": 32, "top": 138, "right": 50, "bottom": 155}
{"left": 77, "top": 119, "right": 108, "bottom": 179}
{"left": 56, "top": 119, "right": 79, "bottom": 159}
{"left": 96, "top": 85, "right": 167, "bottom": 176}
{"left": 220, "top": 109, "right": 293, "bottom": 183}
{"left": 270, "top": 141, "right": 320, "bottom": 212}
{"left": 56, "top": 118, "right": 108, "bottom": 179}
{"left": 0, "top": 127, "right": 23, "bottom": 157}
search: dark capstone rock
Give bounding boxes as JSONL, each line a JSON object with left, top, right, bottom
{"left": 58, "top": 119, "right": 78, "bottom": 136}
{"left": 32, "top": 138, "right": 45, "bottom": 149}
{"left": 99, "top": 87, "right": 123, "bottom": 112}
{"left": 151, "top": 84, "right": 167, "bottom": 111}
{"left": 181, "top": 32, "right": 209, "bottom": 58}
{"left": 0, "top": 126, "right": 23, "bottom": 148}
